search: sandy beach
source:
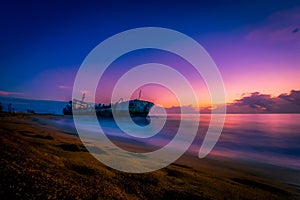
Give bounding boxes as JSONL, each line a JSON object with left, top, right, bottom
{"left": 0, "top": 113, "right": 299, "bottom": 200}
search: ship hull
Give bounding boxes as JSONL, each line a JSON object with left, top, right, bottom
{"left": 63, "top": 99, "right": 154, "bottom": 118}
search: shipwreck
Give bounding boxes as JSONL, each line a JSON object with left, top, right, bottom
{"left": 63, "top": 92, "right": 154, "bottom": 118}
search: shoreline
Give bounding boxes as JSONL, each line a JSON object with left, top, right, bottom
{"left": 0, "top": 113, "right": 299, "bottom": 199}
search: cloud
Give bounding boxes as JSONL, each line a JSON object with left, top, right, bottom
{"left": 0, "top": 90, "right": 23, "bottom": 96}
{"left": 278, "top": 90, "right": 300, "bottom": 106}
{"left": 165, "top": 105, "right": 199, "bottom": 114}
{"left": 245, "top": 7, "right": 300, "bottom": 44}
{"left": 162, "top": 90, "right": 300, "bottom": 114}
{"left": 16, "top": 66, "right": 77, "bottom": 101}
{"left": 226, "top": 90, "right": 300, "bottom": 113}
{"left": 58, "top": 85, "right": 71, "bottom": 90}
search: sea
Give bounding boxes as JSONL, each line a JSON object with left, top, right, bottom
{"left": 1, "top": 97, "right": 300, "bottom": 171}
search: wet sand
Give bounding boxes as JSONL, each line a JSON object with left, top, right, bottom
{"left": 0, "top": 113, "right": 299, "bottom": 199}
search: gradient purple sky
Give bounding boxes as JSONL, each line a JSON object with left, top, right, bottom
{"left": 1, "top": 1, "right": 299, "bottom": 107}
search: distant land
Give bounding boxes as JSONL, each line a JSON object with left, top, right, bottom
{"left": 0, "top": 96, "right": 66, "bottom": 115}
{"left": 0, "top": 90, "right": 299, "bottom": 114}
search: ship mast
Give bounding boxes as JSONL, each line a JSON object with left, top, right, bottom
{"left": 80, "top": 93, "right": 86, "bottom": 108}
{"left": 138, "top": 90, "right": 142, "bottom": 100}
{"left": 81, "top": 93, "right": 86, "bottom": 102}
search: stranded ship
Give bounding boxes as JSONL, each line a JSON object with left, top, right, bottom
{"left": 62, "top": 93, "right": 154, "bottom": 118}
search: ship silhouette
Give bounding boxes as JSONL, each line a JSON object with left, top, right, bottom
{"left": 63, "top": 91, "right": 154, "bottom": 118}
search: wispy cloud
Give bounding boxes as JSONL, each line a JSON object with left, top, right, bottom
{"left": 58, "top": 85, "right": 71, "bottom": 90}
{"left": 15, "top": 66, "right": 77, "bottom": 101}
{"left": 0, "top": 90, "right": 23, "bottom": 96}
{"left": 245, "top": 7, "right": 300, "bottom": 44}
{"left": 165, "top": 105, "right": 198, "bottom": 114}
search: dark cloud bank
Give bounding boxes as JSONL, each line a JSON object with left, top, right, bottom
{"left": 166, "top": 90, "right": 300, "bottom": 114}
{"left": 226, "top": 90, "right": 300, "bottom": 113}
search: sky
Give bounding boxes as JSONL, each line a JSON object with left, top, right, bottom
{"left": 1, "top": 0, "right": 300, "bottom": 108}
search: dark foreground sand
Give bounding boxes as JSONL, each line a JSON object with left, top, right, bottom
{"left": 0, "top": 113, "right": 299, "bottom": 200}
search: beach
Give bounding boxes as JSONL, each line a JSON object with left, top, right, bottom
{"left": 1, "top": 113, "right": 299, "bottom": 199}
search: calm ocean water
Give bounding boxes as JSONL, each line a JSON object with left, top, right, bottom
{"left": 2, "top": 97, "right": 300, "bottom": 169}
{"left": 67, "top": 113, "right": 300, "bottom": 170}
{"left": 205, "top": 114, "right": 300, "bottom": 169}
